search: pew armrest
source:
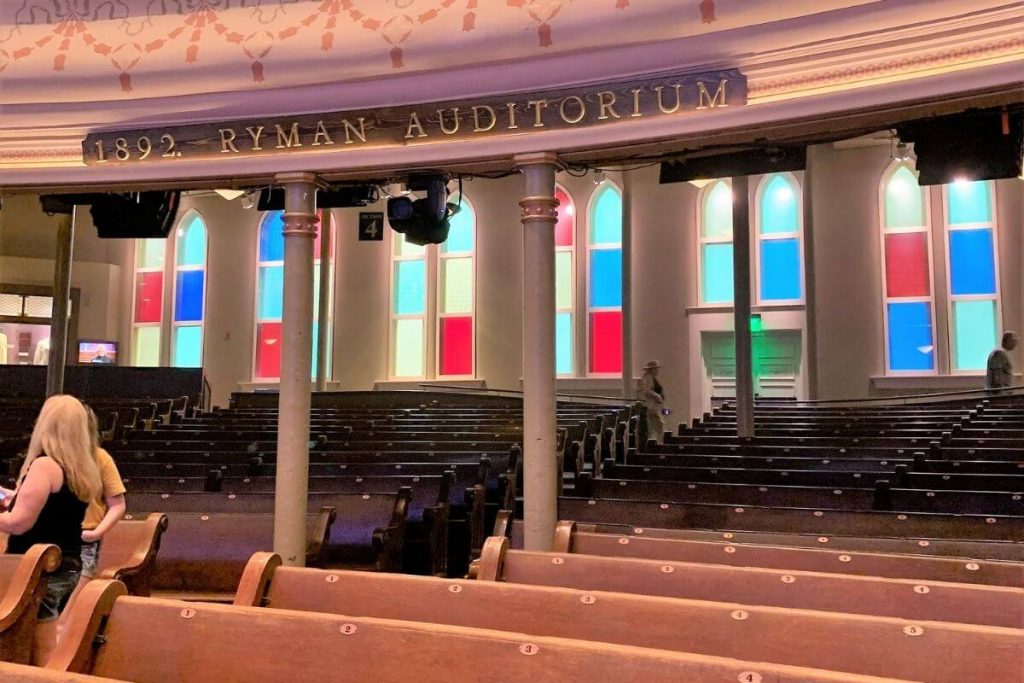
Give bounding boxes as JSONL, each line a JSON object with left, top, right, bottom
{"left": 97, "top": 513, "right": 169, "bottom": 597}
{"left": 491, "top": 509, "right": 513, "bottom": 541}
{"left": 47, "top": 580, "right": 126, "bottom": 674}
{"left": 233, "top": 552, "right": 282, "bottom": 607}
{"left": 306, "top": 506, "right": 337, "bottom": 568}
{"left": 0, "top": 544, "right": 61, "bottom": 638}
{"left": 372, "top": 488, "right": 412, "bottom": 572}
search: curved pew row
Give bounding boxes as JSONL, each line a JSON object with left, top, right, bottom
{"left": 0, "top": 662, "right": 126, "bottom": 682}
{"left": 0, "top": 545, "right": 61, "bottom": 664}
{"left": 232, "top": 552, "right": 1022, "bottom": 683}
{"left": 471, "top": 538, "right": 1024, "bottom": 628}
{"left": 550, "top": 521, "right": 1024, "bottom": 587}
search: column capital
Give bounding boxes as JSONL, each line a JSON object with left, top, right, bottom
{"left": 513, "top": 151, "right": 560, "bottom": 168}
{"left": 274, "top": 171, "right": 323, "bottom": 187}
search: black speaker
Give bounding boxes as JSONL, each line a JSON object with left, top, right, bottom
{"left": 660, "top": 146, "right": 806, "bottom": 184}
{"left": 91, "top": 191, "right": 181, "bottom": 239}
{"left": 257, "top": 185, "right": 378, "bottom": 211}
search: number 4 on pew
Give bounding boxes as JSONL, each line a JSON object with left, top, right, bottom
{"left": 359, "top": 212, "right": 385, "bottom": 241}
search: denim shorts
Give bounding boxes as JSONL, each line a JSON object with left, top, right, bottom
{"left": 80, "top": 540, "right": 101, "bottom": 579}
{"left": 38, "top": 570, "right": 80, "bottom": 622}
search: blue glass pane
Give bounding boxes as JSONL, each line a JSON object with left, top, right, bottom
{"left": 177, "top": 216, "right": 207, "bottom": 267}
{"left": 394, "top": 260, "right": 426, "bottom": 315}
{"left": 174, "top": 270, "right": 205, "bottom": 322}
{"left": 760, "top": 175, "right": 798, "bottom": 234}
{"left": 590, "top": 185, "right": 622, "bottom": 245}
{"left": 589, "top": 248, "right": 622, "bottom": 308}
{"left": 258, "top": 265, "right": 283, "bottom": 320}
{"left": 442, "top": 201, "right": 475, "bottom": 253}
{"left": 259, "top": 212, "right": 285, "bottom": 262}
{"left": 947, "top": 180, "right": 991, "bottom": 225}
{"left": 556, "top": 312, "right": 573, "bottom": 375}
{"left": 173, "top": 325, "right": 202, "bottom": 368}
{"left": 760, "top": 239, "right": 801, "bottom": 301}
{"left": 887, "top": 302, "right": 935, "bottom": 371}
{"left": 949, "top": 229, "right": 996, "bottom": 295}
{"left": 702, "top": 243, "right": 734, "bottom": 303}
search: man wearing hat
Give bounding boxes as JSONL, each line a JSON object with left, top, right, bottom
{"left": 637, "top": 360, "right": 667, "bottom": 444}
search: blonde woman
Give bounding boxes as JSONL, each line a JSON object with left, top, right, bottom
{"left": 0, "top": 395, "right": 102, "bottom": 665}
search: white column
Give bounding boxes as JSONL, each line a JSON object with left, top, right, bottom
{"left": 516, "top": 152, "right": 559, "bottom": 551}
{"left": 315, "top": 210, "right": 331, "bottom": 392}
{"left": 731, "top": 175, "right": 755, "bottom": 438}
{"left": 46, "top": 209, "right": 75, "bottom": 397}
{"left": 273, "top": 172, "right": 318, "bottom": 566}
{"left": 621, "top": 168, "right": 634, "bottom": 401}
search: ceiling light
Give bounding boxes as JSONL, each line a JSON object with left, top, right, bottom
{"left": 214, "top": 189, "right": 246, "bottom": 201}
{"left": 592, "top": 169, "right": 606, "bottom": 185}
{"left": 893, "top": 141, "right": 911, "bottom": 162}
{"left": 240, "top": 191, "right": 259, "bottom": 210}
{"left": 686, "top": 179, "right": 715, "bottom": 189}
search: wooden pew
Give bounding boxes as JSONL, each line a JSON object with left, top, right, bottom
{"left": 551, "top": 521, "right": 1024, "bottom": 587}
{"left": 149, "top": 508, "right": 335, "bottom": 600}
{"left": 0, "top": 662, "right": 126, "bottom": 682}
{"left": 49, "top": 580, "right": 913, "bottom": 683}
{"left": 0, "top": 545, "right": 61, "bottom": 664}
{"left": 96, "top": 514, "right": 169, "bottom": 596}
{"left": 233, "top": 552, "right": 1024, "bottom": 683}
{"left": 471, "top": 537, "right": 1024, "bottom": 627}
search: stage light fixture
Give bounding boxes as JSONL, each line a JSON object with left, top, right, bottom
{"left": 386, "top": 174, "right": 461, "bottom": 246}
{"left": 893, "top": 141, "right": 911, "bottom": 162}
{"left": 593, "top": 169, "right": 606, "bottom": 185}
{"left": 240, "top": 191, "right": 259, "bottom": 210}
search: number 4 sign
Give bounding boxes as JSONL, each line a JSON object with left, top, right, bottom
{"left": 359, "top": 212, "right": 385, "bottom": 241}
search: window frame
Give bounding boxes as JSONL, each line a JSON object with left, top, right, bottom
{"left": 434, "top": 195, "right": 477, "bottom": 379}
{"left": 130, "top": 238, "right": 167, "bottom": 367}
{"left": 554, "top": 183, "right": 577, "bottom": 378}
{"left": 170, "top": 210, "right": 208, "bottom": 368}
{"left": 585, "top": 180, "right": 623, "bottom": 378}
{"left": 754, "top": 172, "right": 804, "bottom": 306}
{"left": 696, "top": 178, "right": 734, "bottom": 307}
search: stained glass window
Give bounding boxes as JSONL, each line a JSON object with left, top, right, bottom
{"left": 131, "top": 238, "right": 166, "bottom": 366}
{"left": 757, "top": 174, "right": 802, "bottom": 302}
{"left": 700, "top": 180, "right": 733, "bottom": 304}
{"left": 172, "top": 212, "right": 207, "bottom": 368}
{"left": 555, "top": 186, "right": 575, "bottom": 376}
{"left": 438, "top": 199, "right": 475, "bottom": 376}
{"left": 588, "top": 183, "right": 622, "bottom": 374}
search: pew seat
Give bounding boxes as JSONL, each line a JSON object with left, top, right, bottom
{"left": 97, "top": 514, "right": 168, "bottom": 596}
{"left": 0, "top": 545, "right": 61, "bottom": 664}
{"left": 0, "top": 662, "right": 126, "bottom": 682}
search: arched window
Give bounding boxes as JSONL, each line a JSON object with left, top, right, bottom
{"left": 131, "top": 238, "right": 166, "bottom": 366}
{"left": 945, "top": 180, "right": 999, "bottom": 371}
{"left": 171, "top": 211, "right": 207, "bottom": 368}
{"left": 699, "top": 179, "right": 733, "bottom": 304}
{"left": 587, "top": 182, "right": 622, "bottom": 375}
{"left": 880, "top": 164, "right": 935, "bottom": 373}
{"left": 391, "top": 231, "right": 427, "bottom": 378}
{"left": 438, "top": 199, "right": 476, "bottom": 376}
{"left": 756, "top": 173, "right": 802, "bottom": 302}
{"left": 554, "top": 186, "right": 576, "bottom": 376}
{"left": 254, "top": 211, "right": 334, "bottom": 380}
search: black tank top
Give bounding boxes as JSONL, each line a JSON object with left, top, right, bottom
{"left": 7, "top": 457, "right": 87, "bottom": 571}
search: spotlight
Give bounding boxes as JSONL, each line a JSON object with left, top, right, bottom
{"left": 386, "top": 174, "right": 460, "bottom": 246}
{"left": 893, "top": 141, "right": 911, "bottom": 162}
{"left": 593, "top": 169, "right": 606, "bottom": 185}
{"left": 240, "top": 191, "right": 259, "bottom": 210}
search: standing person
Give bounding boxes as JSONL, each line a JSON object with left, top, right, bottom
{"left": 986, "top": 331, "right": 1018, "bottom": 389}
{"left": 637, "top": 360, "right": 667, "bottom": 444}
{"left": 60, "top": 407, "right": 127, "bottom": 625}
{"left": 0, "top": 395, "right": 102, "bottom": 665}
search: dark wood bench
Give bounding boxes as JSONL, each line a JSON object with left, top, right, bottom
{"left": 470, "top": 537, "right": 1023, "bottom": 627}
{"left": 49, "top": 579, "right": 913, "bottom": 683}
{"left": 0, "top": 545, "right": 61, "bottom": 664}
{"left": 96, "top": 513, "right": 169, "bottom": 596}
{"left": 232, "top": 552, "right": 1021, "bottom": 683}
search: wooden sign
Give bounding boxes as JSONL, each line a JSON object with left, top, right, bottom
{"left": 82, "top": 69, "right": 746, "bottom": 166}
{"left": 358, "top": 212, "right": 385, "bottom": 241}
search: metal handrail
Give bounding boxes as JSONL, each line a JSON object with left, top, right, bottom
{"left": 744, "top": 384, "right": 1024, "bottom": 408}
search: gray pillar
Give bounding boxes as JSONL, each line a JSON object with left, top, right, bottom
{"left": 46, "top": 210, "right": 74, "bottom": 397}
{"left": 621, "top": 168, "right": 634, "bottom": 401}
{"left": 731, "top": 176, "right": 755, "bottom": 438}
{"left": 273, "top": 172, "right": 318, "bottom": 566}
{"left": 516, "top": 152, "right": 559, "bottom": 551}
{"left": 315, "top": 210, "right": 331, "bottom": 392}
{"left": 802, "top": 151, "right": 818, "bottom": 399}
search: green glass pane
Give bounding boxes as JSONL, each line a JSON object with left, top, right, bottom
{"left": 132, "top": 326, "right": 160, "bottom": 367}
{"left": 137, "top": 239, "right": 166, "bottom": 270}
{"left": 313, "top": 263, "right": 322, "bottom": 319}
{"left": 947, "top": 180, "right": 992, "bottom": 225}
{"left": 393, "top": 318, "right": 424, "bottom": 377}
{"left": 442, "top": 201, "right": 475, "bottom": 253}
{"left": 176, "top": 215, "right": 207, "bottom": 267}
{"left": 172, "top": 325, "right": 202, "bottom": 368}
{"left": 590, "top": 184, "right": 622, "bottom": 245}
{"left": 702, "top": 180, "right": 732, "bottom": 238}
{"left": 311, "top": 321, "right": 332, "bottom": 380}
{"left": 759, "top": 175, "right": 798, "bottom": 234}
{"left": 953, "top": 300, "right": 997, "bottom": 371}
{"left": 395, "top": 233, "right": 426, "bottom": 257}
{"left": 702, "top": 243, "right": 734, "bottom": 303}
{"left": 555, "top": 251, "right": 573, "bottom": 310}
{"left": 885, "top": 166, "right": 925, "bottom": 229}
{"left": 442, "top": 257, "right": 473, "bottom": 314}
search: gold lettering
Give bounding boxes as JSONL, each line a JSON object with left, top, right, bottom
{"left": 405, "top": 112, "right": 428, "bottom": 139}
{"left": 596, "top": 91, "right": 621, "bottom": 120}
{"left": 245, "top": 126, "right": 265, "bottom": 151}
{"left": 527, "top": 99, "right": 547, "bottom": 128}
{"left": 438, "top": 108, "right": 461, "bottom": 135}
{"left": 630, "top": 88, "right": 643, "bottom": 118}
{"left": 472, "top": 105, "right": 496, "bottom": 133}
{"left": 312, "top": 120, "right": 334, "bottom": 147}
{"left": 219, "top": 128, "right": 239, "bottom": 154}
{"left": 342, "top": 117, "right": 367, "bottom": 144}
{"left": 558, "top": 95, "right": 586, "bottom": 124}
{"left": 275, "top": 122, "right": 302, "bottom": 148}
{"left": 654, "top": 85, "right": 682, "bottom": 114}
{"left": 506, "top": 103, "right": 519, "bottom": 130}
{"left": 697, "top": 79, "right": 728, "bottom": 109}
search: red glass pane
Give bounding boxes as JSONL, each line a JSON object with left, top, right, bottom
{"left": 256, "top": 322, "right": 282, "bottom": 379}
{"left": 885, "top": 232, "right": 930, "bottom": 298}
{"left": 589, "top": 311, "right": 622, "bottom": 374}
{"left": 440, "top": 316, "right": 473, "bottom": 376}
{"left": 555, "top": 189, "right": 575, "bottom": 247}
{"left": 134, "top": 272, "right": 163, "bottom": 323}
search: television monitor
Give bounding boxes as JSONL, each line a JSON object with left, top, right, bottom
{"left": 78, "top": 340, "right": 118, "bottom": 365}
